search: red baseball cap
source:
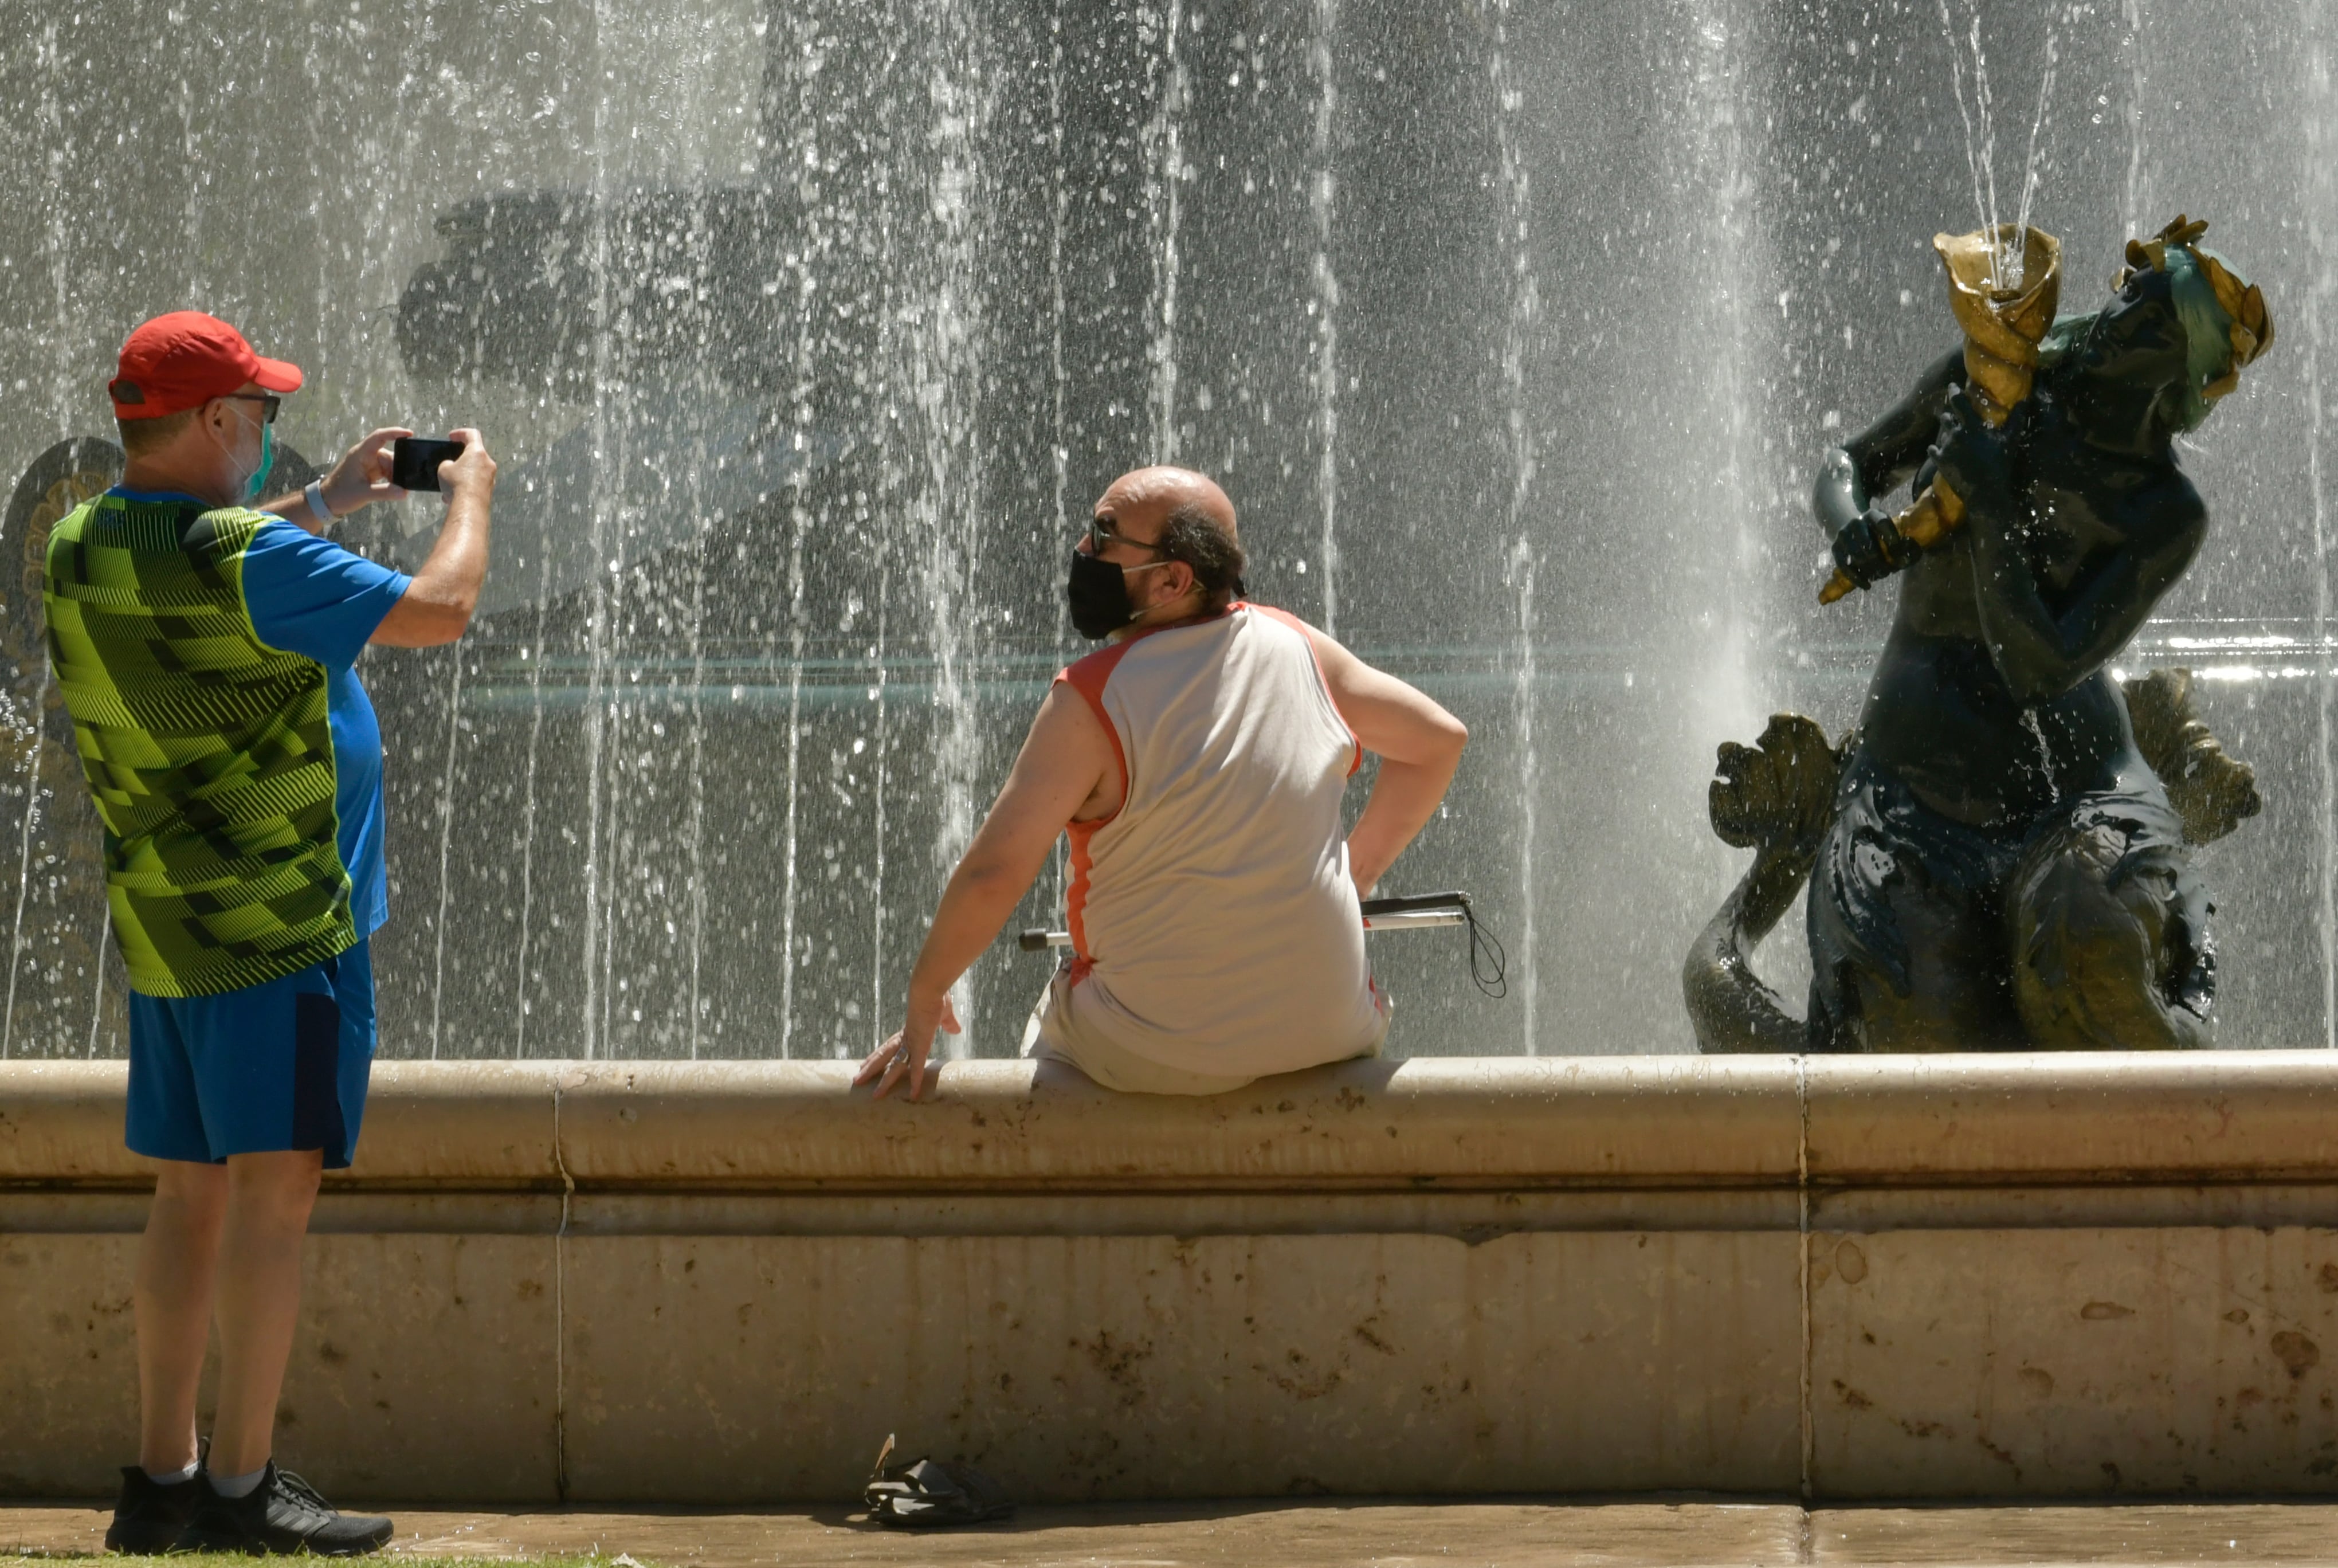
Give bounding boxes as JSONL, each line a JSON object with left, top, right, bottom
{"left": 108, "top": 311, "right": 303, "bottom": 421}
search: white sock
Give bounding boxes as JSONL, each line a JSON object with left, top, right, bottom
{"left": 144, "top": 1461, "right": 198, "bottom": 1487}
{"left": 211, "top": 1465, "right": 268, "bottom": 1499}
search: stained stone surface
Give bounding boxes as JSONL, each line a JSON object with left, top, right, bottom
{"left": 560, "top": 1230, "right": 1800, "bottom": 1501}
{"left": 17, "top": 1056, "right": 2338, "bottom": 1505}
{"left": 17, "top": 1498, "right": 2338, "bottom": 1565}
{"left": 1809, "top": 1227, "right": 2338, "bottom": 1498}
{"left": 0, "top": 1233, "right": 558, "bottom": 1500}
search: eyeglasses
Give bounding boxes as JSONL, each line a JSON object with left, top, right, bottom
{"left": 218, "top": 392, "right": 281, "bottom": 425}
{"left": 1086, "top": 514, "right": 1167, "bottom": 559}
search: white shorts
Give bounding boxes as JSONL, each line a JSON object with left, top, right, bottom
{"left": 1018, "top": 969, "right": 1380, "bottom": 1096}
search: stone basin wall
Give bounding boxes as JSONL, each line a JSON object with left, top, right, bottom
{"left": 7, "top": 1054, "right": 2338, "bottom": 1502}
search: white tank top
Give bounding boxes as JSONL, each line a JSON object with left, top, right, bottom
{"left": 1046, "top": 602, "right": 1389, "bottom": 1077}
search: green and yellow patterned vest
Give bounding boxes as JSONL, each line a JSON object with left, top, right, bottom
{"left": 42, "top": 492, "right": 354, "bottom": 997}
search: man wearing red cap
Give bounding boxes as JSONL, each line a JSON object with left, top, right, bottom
{"left": 46, "top": 311, "right": 497, "bottom": 1555}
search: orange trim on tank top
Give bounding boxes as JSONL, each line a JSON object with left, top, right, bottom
{"left": 1053, "top": 605, "right": 1235, "bottom": 968}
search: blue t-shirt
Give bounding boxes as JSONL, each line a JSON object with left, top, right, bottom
{"left": 111, "top": 490, "right": 412, "bottom": 935}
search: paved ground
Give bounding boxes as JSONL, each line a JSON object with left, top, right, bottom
{"left": 7, "top": 1498, "right": 2338, "bottom": 1566}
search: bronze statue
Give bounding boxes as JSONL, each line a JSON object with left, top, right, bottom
{"left": 1688, "top": 217, "right": 2273, "bottom": 1053}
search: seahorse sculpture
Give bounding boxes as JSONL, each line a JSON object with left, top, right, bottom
{"left": 1685, "top": 669, "right": 2262, "bottom": 1054}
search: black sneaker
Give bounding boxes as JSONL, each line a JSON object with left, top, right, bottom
{"left": 180, "top": 1462, "right": 393, "bottom": 1557}
{"left": 103, "top": 1463, "right": 204, "bottom": 1554}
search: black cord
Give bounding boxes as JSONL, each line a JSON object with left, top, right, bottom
{"left": 1464, "top": 902, "right": 1508, "bottom": 999}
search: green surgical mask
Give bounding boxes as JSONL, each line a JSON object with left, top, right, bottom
{"left": 245, "top": 422, "right": 275, "bottom": 502}
{"left": 229, "top": 406, "right": 275, "bottom": 503}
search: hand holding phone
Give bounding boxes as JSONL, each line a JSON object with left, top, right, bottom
{"left": 390, "top": 436, "right": 466, "bottom": 493}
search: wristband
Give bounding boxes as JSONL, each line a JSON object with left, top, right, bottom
{"left": 304, "top": 479, "right": 338, "bottom": 528}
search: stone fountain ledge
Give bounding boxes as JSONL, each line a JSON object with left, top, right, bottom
{"left": 9, "top": 1054, "right": 2338, "bottom": 1504}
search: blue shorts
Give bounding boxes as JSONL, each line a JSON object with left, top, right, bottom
{"left": 126, "top": 940, "right": 376, "bottom": 1170}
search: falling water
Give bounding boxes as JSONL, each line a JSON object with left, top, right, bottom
{"left": 2011, "top": 33, "right": 2059, "bottom": 253}
{"left": 1045, "top": 0, "right": 1073, "bottom": 918}
{"left": 1937, "top": 1, "right": 1995, "bottom": 252}
{"left": 1966, "top": 7, "right": 2002, "bottom": 257}
{"left": 1682, "top": 0, "right": 1771, "bottom": 890}
{"left": 775, "top": 218, "right": 815, "bottom": 1063}
{"left": 681, "top": 408, "right": 712, "bottom": 1061}
{"left": 0, "top": 664, "right": 49, "bottom": 1058}
{"left": 1490, "top": 1, "right": 1538, "bottom": 1057}
{"left": 1, "top": 1, "right": 2333, "bottom": 1061}
{"left": 775, "top": 404, "right": 807, "bottom": 1063}
{"left": 512, "top": 602, "right": 552, "bottom": 1059}
{"left": 1938, "top": 0, "right": 2057, "bottom": 288}
{"left": 1048, "top": 5, "right": 1072, "bottom": 582}
{"left": 1144, "top": 0, "right": 1186, "bottom": 460}
{"left": 2121, "top": 0, "right": 2151, "bottom": 235}
{"left": 173, "top": 75, "right": 203, "bottom": 308}
{"left": 1503, "top": 541, "right": 1539, "bottom": 1055}
{"left": 84, "top": 906, "right": 108, "bottom": 1058}
{"left": 426, "top": 653, "right": 465, "bottom": 1060}
{"left": 914, "top": 2, "right": 994, "bottom": 1060}
{"left": 2309, "top": 27, "right": 2336, "bottom": 1046}
{"left": 1309, "top": 0, "right": 1340, "bottom": 637}
{"left": 869, "top": 559, "right": 893, "bottom": 1059}
{"left": 864, "top": 83, "right": 908, "bottom": 1063}
{"left": 576, "top": 0, "right": 618, "bottom": 1062}
{"left": 2, "top": 20, "right": 72, "bottom": 1060}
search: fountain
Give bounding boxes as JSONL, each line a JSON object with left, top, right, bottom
{"left": 13, "top": 1, "right": 2338, "bottom": 1514}
{"left": 0, "top": 0, "right": 2329, "bottom": 1063}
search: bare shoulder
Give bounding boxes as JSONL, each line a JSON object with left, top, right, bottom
{"left": 1025, "top": 675, "right": 1120, "bottom": 823}
{"left": 1031, "top": 676, "right": 1109, "bottom": 741}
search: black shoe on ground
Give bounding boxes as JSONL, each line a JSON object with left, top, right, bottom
{"left": 180, "top": 1462, "right": 393, "bottom": 1557}
{"left": 103, "top": 1463, "right": 205, "bottom": 1554}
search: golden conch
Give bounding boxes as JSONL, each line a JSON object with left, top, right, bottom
{"left": 1818, "top": 223, "right": 2061, "bottom": 606}
{"left": 1934, "top": 224, "right": 2062, "bottom": 428}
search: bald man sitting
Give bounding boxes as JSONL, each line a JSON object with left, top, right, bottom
{"left": 858, "top": 467, "right": 1468, "bottom": 1098}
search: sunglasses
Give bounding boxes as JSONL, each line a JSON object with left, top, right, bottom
{"left": 1086, "top": 514, "right": 1167, "bottom": 558}
{"left": 218, "top": 392, "right": 281, "bottom": 425}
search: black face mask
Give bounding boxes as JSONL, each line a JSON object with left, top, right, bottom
{"left": 1066, "top": 550, "right": 1141, "bottom": 640}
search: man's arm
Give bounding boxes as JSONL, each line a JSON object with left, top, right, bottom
{"left": 1303, "top": 627, "right": 1468, "bottom": 896}
{"left": 371, "top": 429, "right": 495, "bottom": 648}
{"left": 258, "top": 426, "right": 414, "bottom": 536}
{"left": 857, "top": 683, "right": 1116, "bottom": 1101}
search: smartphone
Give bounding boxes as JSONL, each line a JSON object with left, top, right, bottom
{"left": 390, "top": 436, "right": 465, "bottom": 493}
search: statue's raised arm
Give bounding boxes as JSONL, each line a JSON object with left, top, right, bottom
{"left": 1811, "top": 347, "right": 1962, "bottom": 594}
